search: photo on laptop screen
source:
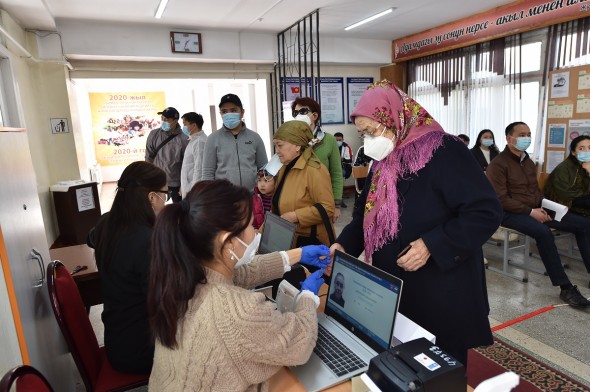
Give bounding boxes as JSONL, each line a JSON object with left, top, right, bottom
{"left": 326, "top": 251, "right": 403, "bottom": 351}
{"left": 258, "top": 212, "right": 297, "bottom": 254}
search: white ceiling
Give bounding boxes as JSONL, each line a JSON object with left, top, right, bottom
{"left": 1, "top": 0, "right": 513, "bottom": 41}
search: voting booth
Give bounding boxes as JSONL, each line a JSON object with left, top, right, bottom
{"left": 51, "top": 181, "right": 101, "bottom": 245}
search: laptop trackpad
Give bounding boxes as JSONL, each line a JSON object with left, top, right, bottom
{"left": 291, "top": 355, "right": 340, "bottom": 391}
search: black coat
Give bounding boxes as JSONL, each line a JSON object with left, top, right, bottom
{"left": 337, "top": 136, "right": 502, "bottom": 360}
{"left": 470, "top": 146, "right": 499, "bottom": 171}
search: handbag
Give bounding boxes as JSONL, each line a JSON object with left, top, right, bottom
{"left": 352, "top": 164, "right": 369, "bottom": 179}
{"left": 295, "top": 203, "right": 336, "bottom": 247}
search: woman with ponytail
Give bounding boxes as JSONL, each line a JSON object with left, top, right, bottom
{"left": 148, "top": 179, "right": 330, "bottom": 391}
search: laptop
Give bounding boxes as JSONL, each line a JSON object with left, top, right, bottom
{"left": 290, "top": 250, "right": 403, "bottom": 392}
{"left": 258, "top": 212, "right": 297, "bottom": 254}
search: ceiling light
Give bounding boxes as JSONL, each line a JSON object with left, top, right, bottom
{"left": 154, "top": 0, "right": 169, "bottom": 19}
{"left": 345, "top": 8, "right": 394, "bottom": 31}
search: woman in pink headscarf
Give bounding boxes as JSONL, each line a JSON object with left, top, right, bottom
{"left": 330, "top": 80, "right": 502, "bottom": 367}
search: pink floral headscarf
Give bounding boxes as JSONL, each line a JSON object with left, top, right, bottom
{"left": 350, "top": 80, "right": 446, "bottom": 262}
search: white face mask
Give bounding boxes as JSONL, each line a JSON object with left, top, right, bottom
{"left": 294, "top": 114, "right": 313, "bottom": 126}
{"left": 231, "top": 233, "right": 261, "bottom": 268}
{"left": 364, "top": 125, "right": 394, "bottom": 161}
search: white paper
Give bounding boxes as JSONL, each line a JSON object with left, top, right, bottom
{"left": 76, "top": 186, "right": 96, "bottom": 212}
{"left": 576, "top": 95, "right": 590, "bottom": 113}
{"left": 547, "top": 102, "right": 574, "bottom": 118}
{"left": 263, "top": 154, "right": 283, "bottom": 176}
{"left": 542, "top": 198, "right": 568, "bottom": 221}
{"left": 551, "top": 72, "right": 570, "bottom": 98}
{"left": 545, "top": 150, "right": 565, "bottom": 173}
{"left": 392, "top": 312, "right": 436, "bottom": 346}
{"left": 578, "top": 70, "right": 590, "bottom": 90}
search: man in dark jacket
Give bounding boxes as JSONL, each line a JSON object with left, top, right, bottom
{"left": 487, "top": 121, "right": 590, "bottom": 308}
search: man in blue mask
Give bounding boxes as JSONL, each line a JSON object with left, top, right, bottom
{"left": 145, "top": 107, "right": 189, "bottom": 203}
{"left": 201, "top": 94, "right": 268, "bottom": 190}
{"left": 487, "top": 121, "right": 590, "bottom": 308}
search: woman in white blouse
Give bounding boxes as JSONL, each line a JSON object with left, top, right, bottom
{"left": 470, "top": 129, "right": 499, "bottom": 171}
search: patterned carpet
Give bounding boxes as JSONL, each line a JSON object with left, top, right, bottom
{"left": 467, "top": 337, "right": 589, "bottom": 391}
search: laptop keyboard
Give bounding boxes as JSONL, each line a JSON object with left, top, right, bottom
{"left": 314, "top": 324, "right": 367, "bottom": 377}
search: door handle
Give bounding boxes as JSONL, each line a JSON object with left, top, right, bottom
{"left": 30, "top": 248, "right": 45, "bottom": 288}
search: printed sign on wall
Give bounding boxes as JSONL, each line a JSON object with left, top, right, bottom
{"left": 89, "top": 92, "right": 166, "bottom": 167}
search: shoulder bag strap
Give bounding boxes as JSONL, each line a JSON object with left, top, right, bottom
{"left": 313, "top": 203, "right": 336, "bottom": 245}
{"left": 148, "top": 132, "right": 179, "bottom": 160}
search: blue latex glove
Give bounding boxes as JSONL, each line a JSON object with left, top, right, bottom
{"left": 300, "top": 269, "right": 325, "bottom": 295}
{"left": 300, "top": 245, "right": 331, "bottom": 268}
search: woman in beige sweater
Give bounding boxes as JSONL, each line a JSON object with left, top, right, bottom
{"left": 148, "top": 179, "right": 329, "bottom": 391}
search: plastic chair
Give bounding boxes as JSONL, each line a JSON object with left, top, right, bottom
{"left": 47, "top": 261, "right": 149, "bottom": 392}
{"left": 0, "top": 365, "right": 53, "bottom": 392}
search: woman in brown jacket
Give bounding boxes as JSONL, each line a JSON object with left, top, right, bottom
{"left": 272, "top": 120, "right": 336, "bottom": 247}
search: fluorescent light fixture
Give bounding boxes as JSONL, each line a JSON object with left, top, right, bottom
{"left": 345, "top": 7, "right": 394, "bottom": 31}
{"left": 154, "top": 0, "right": 169, "bottom": 19}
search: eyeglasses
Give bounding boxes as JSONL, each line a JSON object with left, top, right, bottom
{"left": 153, "top": 190, "right": 171, "bottom": 201}
{"left": 292, "top": 108, "right": 311, "bottom": 117}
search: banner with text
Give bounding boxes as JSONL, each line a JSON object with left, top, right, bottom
{"left": 90, "top": 92, "right": 165, "bottom": 167}
{"left": 393, "top": 0, "right": 590, "bottom": 62}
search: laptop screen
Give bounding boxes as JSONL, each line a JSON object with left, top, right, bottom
{"left": 258, "top": 212, "right": 297, "bottom": 254}
{"left": 326, "top": 250, "right": 403, "bottom": 352}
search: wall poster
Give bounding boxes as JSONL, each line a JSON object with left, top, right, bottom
{"left": 281, "top": 77, "right": 312, "bottom": 102}
{"left": 347, "top": 77, "right": 374, "bottom": 124}
{"left": 548, "top": 123, "right": 566, "bottom": 148}
{"left": 90, "top": 92, "right": 166, "bottom": 167}
{"left": 319, "top": 77, "right": 345, "bottom": 125}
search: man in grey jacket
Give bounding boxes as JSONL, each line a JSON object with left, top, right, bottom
{"left": 145, "top": 107, "right": 189, "bottom": 202}
{"left": 202, "top": 94, "right": 268, "bottom": 190}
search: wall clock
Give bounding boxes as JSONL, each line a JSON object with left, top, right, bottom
{"left": 170, "top": 32, "right": 202, "bottom": 54}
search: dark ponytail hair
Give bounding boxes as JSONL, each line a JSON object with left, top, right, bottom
{"left": 95, "top": 161, "right": 166, "bottom": 271}
{"left": 148, "top": 179, "right": 252, "bottom": 348}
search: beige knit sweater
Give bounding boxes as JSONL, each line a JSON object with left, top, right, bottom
{"left": 149, "top": 253, "right": 318, "bottom": 391}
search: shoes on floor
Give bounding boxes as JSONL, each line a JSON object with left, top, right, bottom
{"left": 560, "top": 286, "right": 590, "bottom": 308}
{"left": 340, "top": 202, "right": 347, "bottom": 208}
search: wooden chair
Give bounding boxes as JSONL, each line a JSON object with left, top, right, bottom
{"left": 47, "top": 261, "right": 149, "bottom": 392}
{"left": 0, "top": 365, "right": 53, "bottom": 392}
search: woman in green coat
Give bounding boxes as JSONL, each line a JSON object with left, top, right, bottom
{"left": 544, "top": 135, "right": 590, "bottom": 217}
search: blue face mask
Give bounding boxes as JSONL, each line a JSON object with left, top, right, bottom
{"left": 481, "top": 139, "right": 494, "bottom": 147}
{"left": 161, "top": 121, "right": 171, "bottom": 132}
{"left": 222, "top": 113, "right": 242, "bottom": 129}
{"left": 336, "top": 141, "right": 343, "bottom": 147}
{"left": 513, "top": 136, "right": 531, "bottom": 151}
{"left": 576, "top": 151, "right": 590, "bottom": 162}
{"left": 182, "top": 125, "right": 190, "bottom": 137}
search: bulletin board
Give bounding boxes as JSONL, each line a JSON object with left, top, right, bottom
{"left": 544, "top": 65, "right": 590, "bottom": 174}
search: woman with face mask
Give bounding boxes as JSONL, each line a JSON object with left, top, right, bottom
{"left": 148, "top": 179, "right": 331, "bottom": 391}
{"left": 272, "top": 120, "right": 336, "bottom": 248}
{"left": 470, "top": 129, "right": 500, "bottom": 171}
{"left": 544, "top": 135, "right": 590, "bottom": 217}
{"left": 291, "top": 97, "right": 344, "bottom": 221}
{"left": 86, "top": 161, "right": 167, "bottom": 374}
{"left": 327, "top": 80, "right": 503, "bottom": 367}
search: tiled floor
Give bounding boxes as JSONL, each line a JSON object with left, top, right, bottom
{"left": 85, "top": 183, "right": 590, "bottom": 390}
